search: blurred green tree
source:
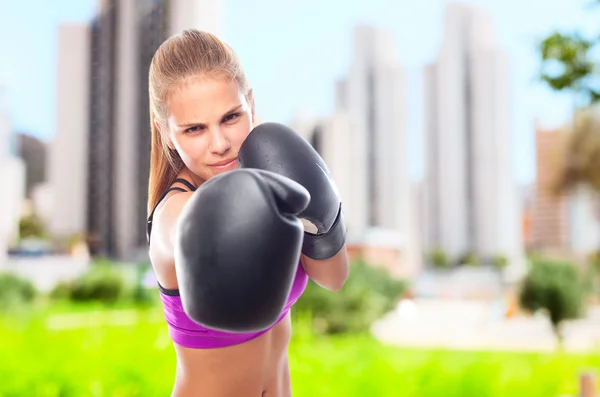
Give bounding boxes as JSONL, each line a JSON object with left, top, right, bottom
{"left": 537, "top": 3, "right": 600, "bottom": 257}
{"left": 52, "top": 261, "right": 126, "bottom": 305}
{"left": 427, "top": 248, "right": 450, "bottom": 269}
{"left": 18, "top": 213, "right": 47, "bottom": 240}
{"left": 492, "top": 254, "right": 508, "bottom": 271}
{"left": 293, "top": 259, "right": 407, "bottom": 335}
{"left": 537, "top": 0, "right": 600, "bottom": 105}
{"left": 0, "top": 272, "right": 37, "bottom": 312}
{"left": 518, "top": 259, "right": 585, "bottom": 349}
{"left": 538, "top": 31, "right": 599, "bottom": 106}
{"left": 457, "top": 251, "right": 479, "bottom": 267}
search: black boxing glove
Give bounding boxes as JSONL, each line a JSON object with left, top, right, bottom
{"left": 174, "top": 168, "right": 310, "bottom": 333}
{"left": 238, "top": 122, "right": 346, "bottom": 260}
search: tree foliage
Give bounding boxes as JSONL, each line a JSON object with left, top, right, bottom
{"left": 18, "top": 213, "right": 47, "bottom": 240}
{"left": 539, "top": 31, "right": 599, "bottom": 105}
{"left": 538, "top": 3, "right": 600, "bottom": 256}
{"left": 519, "top": 259, "right": 585, "bottom": 348}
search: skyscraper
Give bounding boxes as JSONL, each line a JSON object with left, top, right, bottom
{"left": 531, "top": 120, "right": 600, "bottom": 256}
{"left": 86, "top": 2, "right": 116, "bottom": 257}
{"left": 289, "top": 110, "right": 353, "bottom": 225}
{"left": 423, "top": 3, "right": 524, "bottom": 267}
{"left": 567, "top": 187, "right": 600, "bottom": 255}
{"left": 336, "top": 26, "right": 410, "bottom": 239}
{"left": 168, "top": 0, "right": 222, "bottom": 36}
{"left": 0, "top": 104, "right": 26, "bottom": 263}
{"left": 293, "top": 26, "right": 421, "bottom": 275}
{"left": 530, "top": 122, "right": 570, "bottom": 251}
{"left": 15, "top": 133, "right": 48, "bottom": 199}
{"left": 49, "top": 24, "right": 90, "bottom": 241}
{"left": 85, "top": 0, "right": 222, "bottom": 259}
{"left": 111, "top": 0, "right": 172, "bottom": 261}
{"left": 0, "top": 91, "right": 10, "bottom": 159}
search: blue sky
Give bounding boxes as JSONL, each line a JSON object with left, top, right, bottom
{"left": 0, "top": 0, "right": 597, "bottom": 183}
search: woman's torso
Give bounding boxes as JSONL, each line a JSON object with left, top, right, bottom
{"left": 159, "top": 264, "right": 307, "bottom": 396}
{"left": 170, "top": 312, "right": 293, "bottom": 396}
{"left": 148, "top": 176, "right": 307, "bottom": 397}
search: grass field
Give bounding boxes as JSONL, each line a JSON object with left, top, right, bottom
{"left": 0, "top": 305, "right": 599, "bottom": 397}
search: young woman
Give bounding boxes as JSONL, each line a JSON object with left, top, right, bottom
{"left": 146, "top": 30, "right": 349, "bottom": 397}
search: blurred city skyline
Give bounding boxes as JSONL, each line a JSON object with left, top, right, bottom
{"left": 0, "top": 0, "right": 598, "bottom": 184}
{"left": 0, "top": 4, "right": 599, "bottom": 382}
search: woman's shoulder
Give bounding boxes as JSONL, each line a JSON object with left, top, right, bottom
{"left": 153, "top": 177, "right": 197, "bottom": 225}
{"left": 153, "top": 189, "right": 193, "bottom": 232}
{"left": 149, "top": 188, "right": 194, "bottom": 288}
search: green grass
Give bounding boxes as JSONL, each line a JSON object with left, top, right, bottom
{"left": 289, "top": 332, "right": 600, "bottom": 396}
{"left": 0, "top": 306, "right": 599, "bottom": 397}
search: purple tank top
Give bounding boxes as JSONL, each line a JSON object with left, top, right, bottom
{"left": 159, "top": 261, "right": 308, "bottom": 349}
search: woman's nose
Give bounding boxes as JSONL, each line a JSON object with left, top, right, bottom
{"left": 209, "top": 128, "right": 231, "bottom": 154}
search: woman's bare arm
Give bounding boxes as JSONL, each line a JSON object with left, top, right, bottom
{"left": 301, "top": 245, "right": 349, "bottom": 291}
{"left": 148, "top": 191, "right": 193, "bottom": 286}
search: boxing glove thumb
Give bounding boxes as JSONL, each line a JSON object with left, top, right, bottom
{"left": 254, "top": 170, "right": 311, "bottom": 218}
{"left": 238, "top": 122, "right": 346, "bottom": 260}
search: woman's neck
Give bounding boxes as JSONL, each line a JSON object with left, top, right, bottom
{"left": 179, "top": 168, "right": 202, "bottom": 190}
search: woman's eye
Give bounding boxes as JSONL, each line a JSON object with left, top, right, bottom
{"left": 223, "top": 113, "right": 240, "bottom": 123}
{"left": 185, "top": 125, "right": 204, "bottom": 133}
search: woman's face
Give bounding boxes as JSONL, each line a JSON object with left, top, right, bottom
{"left": 162, "top": 75, "right": 254, "bottom": 183}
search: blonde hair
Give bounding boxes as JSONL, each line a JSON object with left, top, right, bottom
{"left": 147, "top": 29, "right": 251, "bottom": 215}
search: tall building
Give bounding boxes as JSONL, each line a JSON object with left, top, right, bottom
{"left": 423, "top": 3, "right": 524, "bottom": 267}
{"left": 290, "top": 110, "right": 353, "bottom": 222}
{"left": 49, "top": 24, "right": 91, "bottom": 241}
{"left": 0, "top": 91, "right": 10, "bottom": 159}
{"left": 530, "top": 122, "right": 570, "bottom": 251}
{"left": 15, "top": 133, "right": 47, "bottom": 199}
{"left": 531, "top": 120, "right": 600, "bottom": 255}
{"left": 293, "top": 26, "right": 421, "bottom": 276}
{"left": 568, "top": 187, "right": 600, "bottom": 255}
{"left": 0, "top": 106, "right": 26, "bottom": 263}
{"left": 133, "top": 0, "right": 172, "bottom": 256}
{"left": 84, "top": 0, "right": 222, "bottom": 259}
{"left": 335, "top": 26, "right": 410, "bottom": 238}
{"left": 85, "top": 1, "right": 117, "bottom": 257}
{"left": 168, "top": 0, "right": 222, "bottom": 36}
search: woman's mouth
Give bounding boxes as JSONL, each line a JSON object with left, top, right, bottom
{"left": 210, "top": 158, "right": 238, "bottom": 171}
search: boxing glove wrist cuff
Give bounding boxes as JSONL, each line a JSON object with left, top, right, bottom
{"left": 301, "top": 207, "right": 346, "bottom": 260}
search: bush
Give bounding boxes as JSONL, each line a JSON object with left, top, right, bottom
{"left": 457, "top": 251, "right": 479, "bottom": 267}
{"left": 49, "top": 281, "right": 73, "bottom": 301}
{"left": 50, "top": 261, "right": 161, "bottom": 307}
{"left": 73, "top": 265, "right": 125, "bottom": 304}
{"left": 588, "top": 251, "right": 600, "bottom": 298}
{"left": 0, "top": 272, "right": 37, "bottom": 312}
{"left": 18, "top": 213, "right": 48, "bottom": 240}
{"left": 492, "top": 254, "right": 508, "bottom": 270}
{"left": 51, "top": 262, "right": 126, "bottom": 305}
{"left": 293, "top": 259, "right": 407, "bottom": 335}
{"left": 131, "top": 262, "right": 159, "bottom": 307}
{"left": 590, "top": 251, "right": 600, "bottom": 271}
{"left": 428, "top": 248, "right": 449, "bottom": 269}
{"left": 518, "top": 258, "right": 585, "bottom": 348}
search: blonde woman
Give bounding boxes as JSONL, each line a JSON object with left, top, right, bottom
{"left": 146, "top": 29, "right": 349, "bottom": 397}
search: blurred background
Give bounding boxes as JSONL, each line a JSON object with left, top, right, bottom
{"left": 1, "top": 0, "right": 600, "bottom": 396}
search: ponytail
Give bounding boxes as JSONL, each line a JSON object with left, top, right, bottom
{"left": 147, "top": 111, "right": 183, "bottom": 216}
